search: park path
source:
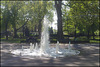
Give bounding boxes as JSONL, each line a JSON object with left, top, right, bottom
{"left": 0, "top": 41, "right": 99, "bottom": 66}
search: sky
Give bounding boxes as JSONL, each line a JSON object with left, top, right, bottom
{"left": 51, "top": 1, "right": 69, "bottom": 30}
{"left": 51, "top": 11, "right": 57, "bottom": 30}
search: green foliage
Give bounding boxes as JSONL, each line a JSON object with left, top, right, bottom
{"left": 76, "top": 36, "right": 89, "bottom": 41}
{"left": 1, "top": 1, "right": 11, "bottom": 31}
{"left": 1, "top": 1, "right": 99, "bottom": 43}
{"left": 62, "top": 1, "right": 99, "bottom": 35}
{"left": 1, "top": 1, "right": 54, "bottom": 37}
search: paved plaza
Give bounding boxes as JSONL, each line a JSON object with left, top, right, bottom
{"left": 0, "top": 42, "right": 99, "bottom": 66}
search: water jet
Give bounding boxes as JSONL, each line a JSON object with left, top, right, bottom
{"left": 11, "top": 16, "right": 80, "bottom": 58}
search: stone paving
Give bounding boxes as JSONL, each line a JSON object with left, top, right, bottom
{"left": 0, "top": 41, "right": 99, "bottom": 66}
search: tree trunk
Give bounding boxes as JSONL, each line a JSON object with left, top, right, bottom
{"left": 93, "top": 31, "right": 95, "bottom": 39}
{"left": 75, "top": 25, "right": 77, "bottom": 39}
{"left": 34, "top": 25, "right": 37, "bottom": 32}
{"left": 16, "top": 19, "right": 29, "bottom": 31}
{"left": 23, "top": 26, "right": 25, "bottom": 37}
{"left": 13, "top": 19, "right": 29, "bottom": 38}
{"left": 38, "top": 19, "right": 42, "bottom": 39}
{"left": 5, "top": 22, "right": 8, "bottom": 40}
{"left": 55, "top": 0, "right": 64, "bottom": 41}
{"left": 87, "top": 30, "right": 90, "bottom": 39}
{"left": 13, "top": 28, "right": 18, "bottom": 38}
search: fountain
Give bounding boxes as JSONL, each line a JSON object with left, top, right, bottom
{"left": 11, "top": 15, "right": 80, "bottom": 58}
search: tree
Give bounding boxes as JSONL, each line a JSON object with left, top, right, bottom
{"left": 55, "top": 0, "right": 64, "bottom": 41}
{"left": 1, "top": 1, "right": 11, "bottom": 40}
{"left": 10, "top": 2, "right": 19, "bottom": 38}
{"left": 25, "top": 26, "right": 30, "bottom": 37}
{"left": 62, "top": 1, "right": 99, "bottom": 39}
{"left": 1, "top": 1, "right": 54, "bottom": 40}
{"left": 30, "top": 1, "right": 54, "bottom": 38}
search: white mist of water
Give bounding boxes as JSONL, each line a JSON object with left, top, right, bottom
{"left": 11, "top": 15, "right": 80, "bottom": 58}
{"left": 40, "top": 16, "right": 50, "bottom": 54}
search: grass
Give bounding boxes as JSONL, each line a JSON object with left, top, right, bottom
{"left": 90, "top": 40, "right": 99, "bottom": 43}
{"left": 51, "top": 39, "right": 57, "bottom": 41}
{"left": 89, "top": 36, "right": 100, "bottom": 43}
{"left": 1, "top": 36, "right": 99, "bottom": 43}
{"left": 1, "top": 37, "right": 26, "bottom": 43}
{"left": 69, "top": 36, "right": 100, "bottom": 43}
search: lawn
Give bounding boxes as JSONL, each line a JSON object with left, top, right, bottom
{"left": 1, "top": 37, "right": 26, "bottom": 43}
{"left": 1, "top": 36, "right": 99, "bottom": 43}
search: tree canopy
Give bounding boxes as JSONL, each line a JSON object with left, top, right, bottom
{"left": 1, "top": 0, "right": 99, "bottom": 41}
